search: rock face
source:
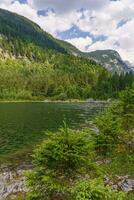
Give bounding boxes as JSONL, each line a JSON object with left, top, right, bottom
{"left": 83, "top": 50, "right": 134, "bottom": 74}
{"left": 116, "top": 176, "right": 134, "bottom": 192}
{"left": 0, "top": 168, "right": 29, "bottom": 200}
{"left": 105, "top": 175, "right": 134, "bottom": 192}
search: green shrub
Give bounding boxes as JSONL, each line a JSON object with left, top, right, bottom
{"left": 26, "top": 124, "right": 95, "bottom": 200}
{"left": 94, "top": 87, "right": 134, "bottom": 156}
{"left": 15, "top": 90, "right": 33, "bottom": 100}
{"left": 72, "top": 178, "right": 126, "bottom": 200}
{"left": 52, "top": 92, "right": 68, "bottom": 101}
{"left": 119, "top": 88, "right": 134, "bottom": 133}
{"left": 94, "top": 104, "right": 122, "bottom": 156}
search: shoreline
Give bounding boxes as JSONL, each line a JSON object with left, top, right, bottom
{"left": 0, "top": 99, "right": 110, "bottom": 103}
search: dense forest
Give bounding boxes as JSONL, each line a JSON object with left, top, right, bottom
{"left": 0, "top": 55, "right": 133, "bottom": 101}
{"left": 0, "top": 9, "right": 134, "bottom": 101}
{"left": 0, "top": 35, "right": 133, "bottom": 101}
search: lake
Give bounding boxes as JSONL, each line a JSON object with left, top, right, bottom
{"left": 0, "top": 102, "right": 104, "bottom": 165}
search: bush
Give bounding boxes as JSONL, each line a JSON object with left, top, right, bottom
{"left": 52, "top": 92, "right": 68, "bottom": 101}
{"left": 119, "top": 87, "right": 134, "bottom": 133}
{"left": 72, "top": 178, "right": 126, "bottom": 200}
{"left": 94, "top": 104, "right": 122, "bottom": 156}
{"left": 15, "top": 90, "right": 33, "bottom": 100}
{"left": 94, "top": 87, "right": 134, "bottom": 156}
{"left": 26, "top": 124, "right": 95, "bottom": 200}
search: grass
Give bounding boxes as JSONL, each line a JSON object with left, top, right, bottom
{"left": 101, "top": 151, "right": 134, "bottom": 200}
{"left": 102, "top": 152, "right": 134, "bottom": 178}
{"left": 127, "top": 193, "right": 134, "bottom": 200}
{"left": 2, "top": 145, "right": 134, "bottom": 200}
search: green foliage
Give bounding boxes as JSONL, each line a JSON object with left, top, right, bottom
{"left": 91, "top": 71, "right": 134, "bottom": 100}
{"left": 0, "top": 9, "right": 134, "bottom": 101}
{"left": 15, "top": 90, "right": 33, "bottom": 100}
{"left": 94, "top": 87, "right": 134, "bottom": 156}
{"left": 95, "top": 104, "right": 122, "bottom": 155}
{"left": 102, "top": 152, "right": 134, "bottom": 178}
{"left": 119, "top": 87, "right": 134, "bottom": 133}
{"left": 0, "top": 9, "right": 67, "bottom": 55}
{"left": 0, "top": 56, "right": 105, "bottom": 100}
{"left": 51, "top": 92, "right": 68, "bottom": 101}
{"left": 72, "top": 179, "right": 126, "bottom": 200}
{"left": 0, "top": 56, "right": 133, "bottom": 101}
{"left": 26, "top": 124, "right": 126, "bottom": 200}
{"left": 32, "top": 126, "right": 94, "bottom": 174}
{"left": 26, "top": 124, "right": 95, "bottom": 200}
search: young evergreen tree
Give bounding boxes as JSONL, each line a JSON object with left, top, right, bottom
{"left": 94, "top": 87, "right": 134, "bottom": 156}
{"left": 26, "top": 124, "right": 95, "bottom": 200}
{"left": 72, "top": 178, "right": 126, "bottom": 200}
{"left": 119, "top": 87, "right": 134, "bottom": 133}
{"left": 95, "top": 103, "right": 122, "bottom": 156}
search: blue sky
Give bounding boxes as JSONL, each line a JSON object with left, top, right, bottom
{"left": 18, "top": 0, "right": 27, "bottom": 3}
{"left": 0, "top": 0, "right": 134, "bottom": 63}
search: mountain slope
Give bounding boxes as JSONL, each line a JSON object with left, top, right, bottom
{"left": 0, "top": 8, "right": 68, "bottom": 54}
{"left": 82, "top": 50, "right": 133, "bottom": 74}
{"left": 0, "top": 9, "right": 133, "bottom": 74}
{"left": 0, "top": 9, "right": 133, "bottom": 101}
{"left": 0, "top": 8, "right": 108, "bottom": 100}
{"left": 0, "top": 8, "right": 82, "bottom": 57}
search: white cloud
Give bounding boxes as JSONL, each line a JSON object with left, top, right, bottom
{"left": 66, "top": 36, "right": 92, "bottom": 51}
{"left": 0, "top": 0, "right": 12, "bottom": 3}
{"left": 0, "top": 0, "right": 134, "bottom": 64}
{"left": 75, "top": 0, "right": 134, "bottom": 64}
{"left": 0, "top": 0, "right": 82, "bottom": 36}
{"left": 28, "top": 0, "right": 109, "bottom": 14}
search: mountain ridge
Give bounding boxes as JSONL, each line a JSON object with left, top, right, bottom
{"left": 0, "top": 8, "right": 133, "bottom": 101}
{"left": 82, "top": 49, "right": 133, "bottom": 73}
{"left": 0, "top": 8, "right": 133, "bottom": 74}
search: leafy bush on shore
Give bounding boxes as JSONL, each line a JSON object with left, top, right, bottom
{"left": 72, "top": 179, "right": 126, "bottom": 200}
{"left": 94, "top": 87, "right": 134, "bottom": 156}
{"left": 26, "top": 123, "right": 126, "bottom": 200}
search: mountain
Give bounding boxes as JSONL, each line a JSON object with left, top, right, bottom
{"left": 0, "top": 9, "right": 133, "bottom": 74}
{"left": 0, "top": 8, "right": 107, "bottom": 100}
{"left": 82, "top": 50, "right": 133, "bottom": 74}
{"left": 124, "top": 61, "right": 134, "bottom": 72}
{"left": 0, "top": 8, "right": 74, "bottom": 55}
{"left": 0, "top": 8, "right": 133, "bottom": 101}
{"left": 0, "top": 8, "right": 84, "bottom": 57}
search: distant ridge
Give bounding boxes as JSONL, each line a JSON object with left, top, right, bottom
{"left": 82, "top": 50, "right": 134, "bottom": 73}
{"left": 0, "top": 8, "right": 133, "bottom": 74}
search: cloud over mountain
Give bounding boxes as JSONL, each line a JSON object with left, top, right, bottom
{"left": 28, "top": 0, "right": 109, "bottom": 14}
{"left": 0, "top": 0, "right": 133, "bottom": 64}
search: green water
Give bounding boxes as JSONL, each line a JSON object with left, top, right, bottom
{"left": 0, "top": 102, "right": 104, "bottom": 163}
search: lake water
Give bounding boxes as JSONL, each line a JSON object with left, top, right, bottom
{"left": 0, "top": 102, "right": 104, "bottom": 164}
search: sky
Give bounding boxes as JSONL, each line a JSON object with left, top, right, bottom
{"left": 0, "top": 0, "right": 134, "bottom": 64}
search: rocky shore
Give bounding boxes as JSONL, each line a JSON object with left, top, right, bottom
{"left": 105, "top": 175, "right": 134, "bottom": 192}
{"left": 0, "top": 165, "right": 31, "bottom": 200}
{"left": 0, "top": 165, "right": 134, "bottom": 200}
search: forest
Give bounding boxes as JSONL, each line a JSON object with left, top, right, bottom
{"left": 0, "top": 57, "right": 133, "bottom": 101}
{"left": 0, "top": 8, "right": 134, "bottom": 101}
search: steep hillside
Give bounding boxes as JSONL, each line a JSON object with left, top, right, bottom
{"left": 83, "top": 50, "right": 133, "bottom": 74}
{"left": 0, "top": 8, "right": 67, "bottom": 55}
{"left": 0, "top": 8, "right": 82, "bottom": 58}
{"left": 0, "top": 8, "right": 107, "bottom": 100}
{"left": 0, "top": 9, "right": 133, "bottom": 73}
{"left": 0, "top": 9, "right": 133, "bottom": 101}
